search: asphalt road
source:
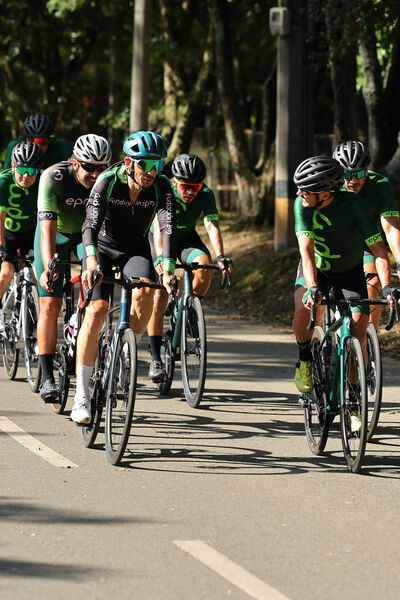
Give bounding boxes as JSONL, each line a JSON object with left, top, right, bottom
{"left": 1, "top": 314, "right": 400, "bottom": 600}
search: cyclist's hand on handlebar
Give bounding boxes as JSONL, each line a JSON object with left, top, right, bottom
{"left": 302, "top": 285, "right": 321, "bottom": 309}
{"left": 382, "top": 285, "right": 400, "bottom": 307}
{"left": 82, "top": 255, "right": 101, "bottom": 291}
{"left": 40, "top": 269, "right": 57, "bottom": 293}
{"left": 153, "top": 255, "right": 164, "bottom": 276}
{"left": 162, "top": 271, "right": 173, "bottom": 295}
{"left": 216, "top": 255, "right": 233, "bottom": 273}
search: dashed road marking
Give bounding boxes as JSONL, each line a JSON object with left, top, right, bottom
{"left": 174, "top": 540, "right": 290, "bottom": 600}
{"left": 0, "top": 416, "right": 78, "bottom": 468}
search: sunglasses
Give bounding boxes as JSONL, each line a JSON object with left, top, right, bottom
{"left": 344, "top": 169, "right": 366, "bottom": 180}
{"left": 16, "top": 166, "right": 40, "bottom": 176}
{"left": 134, "top": 159, "right": 164, "bottom": 173}
{"left": 175, "top": 179, "right": 203, "bottom": 193}
{"left": 28, "top": 137, "right": 49, "bottom": 144}
{"left": 79, "top": 162, "right": 108, "bottom": 173}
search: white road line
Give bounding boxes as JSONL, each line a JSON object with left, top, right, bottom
{"left": 174, "top": 540, "right": 290, "bottom": 600}
{"left": 0, "top": 416, "right": 78, "bottom": 468}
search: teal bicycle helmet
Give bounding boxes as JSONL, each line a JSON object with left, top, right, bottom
{"left": 123, "top": 131, "right": 167, "bottom": 159}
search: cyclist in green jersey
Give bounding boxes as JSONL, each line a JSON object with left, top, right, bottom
{"left": 147, "top": 153, "right": 233, "bottom": 382}
{"left": 0, "top": 142, "right": 43, "bottom": 328}
{"left": 35, "top": 134, "right": 111, "bottom": 402}
{"left": 333, "top": 140, "right": 400, "bottom": 329}
{"left": 292, "top": 156, "right": 394, "bottom": 394}
{"left": 3, "top": 114, "right": 72, "bottom": 170}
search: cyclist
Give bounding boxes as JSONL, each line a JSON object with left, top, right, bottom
{"left": 0, "top": 142, "right": 43, "bottom": 328}
{"left": 71, "top": 130, "right": 176, "bottom": 424}
{"left": 35, "top": 134, "right": 111, "bottom": 402}
{"left": 4, "top": 114, "right": 72, "bottom": 170}
{"left": 333, "top": 140, "right": 400, "bottom": 329}
{"left": 292, "top": 155, "right": 393, "bottom": 393}
{"left": 146, "top": 153, "right": 233, "bottom": 382}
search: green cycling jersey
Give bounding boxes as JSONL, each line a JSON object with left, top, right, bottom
{"left": 0, "top": 168, "right": 39, "bottom": 233}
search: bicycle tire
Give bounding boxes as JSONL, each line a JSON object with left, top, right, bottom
{"left": 105, "top": 329, "right": 137, "bottom": 465}
{"left": 158, "top": 330, "right": 175, "bottom": 395}
{"left": 366, "top": 323, "right": 382, "bottom": 442}
{"left": 23, "top": 286, "right": 42, "bottom": 392}
{"left": 340, "top": 336, "right": 368, "bottom": 473}
{"left": 2, "top": 287, "right": 19, "bottom": 380}
{"left": 304, "top": 326, "right": 331, "bottom": 455}
{"left": 81, "top": 331, "right": 108, "bottom": 448}
{"left": 52, "top": 345, "right": 70, "bottom": 414}
{"left": 181, "top": 296, "right": 207, "bottom": 408}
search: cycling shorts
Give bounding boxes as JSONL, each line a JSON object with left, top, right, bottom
{"left": 34, "top": 226, "right": 83, "bottom": 298}
{"left": 3, "top": 229, "right": 35, "bottom": 263}
{"left": 85, "top": 234, "right": 156, "bottom": 302}
{"left": 149, "top": 230, "right": 210, "bottom": 264}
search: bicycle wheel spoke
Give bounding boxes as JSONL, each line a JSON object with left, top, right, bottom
{"left": 158, "top": 330, "right": 175, "bottom": 395}
{"left": 181, "top": 297, "right": 206, "bottom": 408}
{"left": 23, "top": 287, "right": 42, "bottom": 392}
{"left": 2, "top": 288, "right": 19, "bottom": 380}
{"left": 365, "top": 323, "right": 382, "bottom": 441}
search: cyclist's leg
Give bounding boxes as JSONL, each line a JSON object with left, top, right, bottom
{"left": 181, "top": 232, "right": 212, "bottom": 297}
{"left": 0, "top": 260, "right": 15, "bottom": 301}
{"left": 147, "top": 231, "right": 170, "bottom": 363}
{"left": 363, "top": 250, "right": 382, "bottom": 330}
{"left": 123, "top": 242, "right": 156, "bottom": 336}
{"left": 293, "top": 262, "right": 316, "bottom": 393}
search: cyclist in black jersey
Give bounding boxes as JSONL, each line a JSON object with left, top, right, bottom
{"left": 4, "top": 114, "right": 72, "bottom": 170}
{"left": 0, "top": 142, "right": 43, "bottom": 329}
{"left": 71, "top": 130, "right": 176, "bottom": 424}
{"left": 147, "top": 153, "right": 233, "bottom": 382}
{"left": 36, "top": 134, "right": 111, "bottom": 402}
{"left": 333, "top": 140, "right": 400, "bottom": 330}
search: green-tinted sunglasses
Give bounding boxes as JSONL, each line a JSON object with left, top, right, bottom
{"left": 344, "top": 169, "right": 366, "bottom": 180}
{"left": 134, "top": 159, "right": 164, "bottom": 173}
{"left": 16, "top": 166, "right": 40, "bottom": 176}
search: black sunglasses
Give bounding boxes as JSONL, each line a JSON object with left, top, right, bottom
{"left": 79, "top": 162, "right": 107, "bottom": 173}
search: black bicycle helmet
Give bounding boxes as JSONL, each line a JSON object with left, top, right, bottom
{"left": 333, "top": 140, "right": 370, "bottom": 170}
{"left": 11, "top": 141, "right": 43, "bottom": 168}
{"left": 172, "top": 153, "right": 206, "bottom": 182}
{"left": 123, "top": 130, "right": 167, "bottom": 159}
{"left": 23, "top": 114, "right": 53, "bottom": 137}
{"left": 73, "top": 134, "right": 112, "bottom": 164}
{"left": 294, "top": 156, "right": 344, "bottom": 192}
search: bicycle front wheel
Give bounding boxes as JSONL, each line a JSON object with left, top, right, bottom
{"left": 52, "top": 345, "right": 70, "bottom": 414}
{"left": 340, "top": 336, "right": 368, "bottom": 473}
{"left": 304, "top": 326, "right": 332, "bottom": 455}
{"left": 23, "top": 286, "right": 42, "bottom": 392}
{"left": 81, "top": 331, "right": 108, "bottom": 448}
{"left": 105, "top": 329, "right": 137, "bottom": 466}
{"left": 2, "top": 288, "right": 19, "bottom": 380}
{"left": 366, "top": 323, "right": 382, "bottom": 441}
{"left": 158, "top": 330, "right": 175, "bottom": 395}
{"left": 181, "top": 296, "right": 207, "bottom": 408}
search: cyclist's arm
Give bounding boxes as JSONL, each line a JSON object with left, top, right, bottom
{"left": 381, "top": 216, "right": 400, "bottom": 272}
{"left": 152, "top": 214, "right": 163, "bottom": 257}
{"left": 297, "top": 235, "right": 317, "bottom": 289}
{"left": 81, "top": 181, "right": 107, "bottom": 261}
{"left": 368, "top": 239, "right": 392, "bottom": 288}
{"left": 157, "top": 187, "right": 177, "bottom": 275}
{"left": 0, "top": 207, "right": 5, "bottom": 246}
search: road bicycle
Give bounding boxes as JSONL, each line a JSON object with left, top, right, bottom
{"left": 1, "top": 253, "right": 41, "bottom": 392}
{"left": 80, "top": 275, "right": 165, "bottom": 466}
{"left": 299, "top": 290, "right": 395, "bottom": 473}
{"left": 158, "top": 262, "right": 230, "bottom": 408}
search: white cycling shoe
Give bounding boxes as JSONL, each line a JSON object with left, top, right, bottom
{"left": 71, "top": 397, "right": 90, "bottom": 424}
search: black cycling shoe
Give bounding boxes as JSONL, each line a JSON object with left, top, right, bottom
{"left": 148, "top": 360, "right": 166, "bottom": 383}
{"left": 39, "top": 379, "right": 60, "bottom": 404}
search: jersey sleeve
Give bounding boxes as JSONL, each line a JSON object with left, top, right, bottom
{"left": 352, "top": 201, "right": 383, "bottom": 246}
{"left": 156, "top": 177, "right": 177, "bottom": 273}
{"left": 294, "top": 196, "right": 314, "bottom": 239}
{"left": 201, "top": 187, "right": 219, "bottom": 221}
{"left": 376, "top": 179, "right": 399, "bottom": 217}
{"left": 81, "top": 173, "right": 109, "bottom": 256}
{"left": 37, "top": 166, "right": 59, "bottom": 221}
{"left": 0, "top": 175, "right": 8, "bottom": 211}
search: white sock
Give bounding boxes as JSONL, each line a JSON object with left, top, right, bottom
{"left": 74, "top": 364, "right": 94, "bottom": 401}
{"left": 134, "top": 332, "right": 143, "bottom": 344}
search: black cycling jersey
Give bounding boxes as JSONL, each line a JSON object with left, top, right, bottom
{"left": 82, "top": 163, "right": 176, "bottom": 263}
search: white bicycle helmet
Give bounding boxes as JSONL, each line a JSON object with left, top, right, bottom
{"left": 73, "top": 134, "right": 111, "bottom": 165}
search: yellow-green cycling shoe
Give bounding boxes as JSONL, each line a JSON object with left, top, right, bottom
{"left": 295, "top": 360, "right": 313, "bottom": 393}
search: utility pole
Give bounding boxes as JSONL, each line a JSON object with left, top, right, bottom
{"left": 270, "top": 0, "right": 312, "bottom": 250}
{"left": 130, "top": 0, "right": 152, "bottom": 132}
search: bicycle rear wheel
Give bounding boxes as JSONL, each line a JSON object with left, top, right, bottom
{"left": 52, "top": 345, "right": 70, "bottom": 414}
{"left": 366, "top": 323, "right": 382, "bottom": 441}
{"left": 23, "top": 286, "right": 42, "bottom": 392}
{"left": 2, "top": 288, "right": 19, "bottom": 380}
{"left": 105, "top": 329, "right": 137, "bottom": 465}
{"left": 304, "top": 326, "right": 331, "bottom": 455}
{"left": 340, "top": 336, "right": 368, "bottom": 473}
{"left": 181, "top": 296, "right": 206, "bottom": 408}
{"left": 158, "top": 330, "right": 175, "bottom": 395}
